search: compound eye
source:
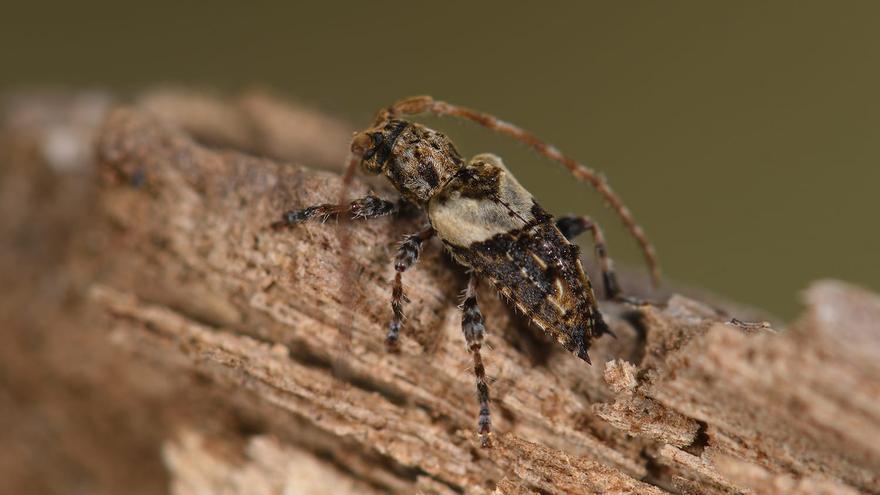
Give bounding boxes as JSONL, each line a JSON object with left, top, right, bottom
{"left": 362, "top": 133, "right": 383, "bottom": 160}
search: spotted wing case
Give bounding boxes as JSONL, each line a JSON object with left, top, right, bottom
{"left": 428, "top": 153, "right": 609, "bottom": 363}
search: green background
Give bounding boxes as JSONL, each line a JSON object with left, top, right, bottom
{"left": 3, "top": 2, "right": 878, "bottom": 319}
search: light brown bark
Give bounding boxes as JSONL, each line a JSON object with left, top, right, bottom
{"left": 1, "top": 90, "right": 878, "bottom": 494}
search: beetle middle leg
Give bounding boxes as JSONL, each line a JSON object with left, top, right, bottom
{"left": 460, "top": 274, "right": 492, "bottom": 448}
{"left": 387, "top": 227, "right": 435, "bottom": 350}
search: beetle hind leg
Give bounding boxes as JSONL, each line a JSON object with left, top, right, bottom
{"left": 556, "top": 215, "right": 622, "bottom": 301}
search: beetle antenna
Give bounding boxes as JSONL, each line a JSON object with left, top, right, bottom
{"left": 384, "top": 96, "right": 661, "bottom": 287}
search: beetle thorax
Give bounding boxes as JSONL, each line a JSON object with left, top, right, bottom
{"left": 384, "top": 122, "right": 464, "bottom": 203}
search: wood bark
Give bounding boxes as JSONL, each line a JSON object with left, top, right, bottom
{"left": 1, "top": 90, "right": 878, "bottom": 494}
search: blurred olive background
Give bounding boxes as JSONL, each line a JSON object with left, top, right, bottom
{"left": 2, "top": 2, "right": 878, "bottom": 319}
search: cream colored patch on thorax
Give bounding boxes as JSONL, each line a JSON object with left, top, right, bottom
{"left": 428, "top": 154, "right": 535, "bottom": 248}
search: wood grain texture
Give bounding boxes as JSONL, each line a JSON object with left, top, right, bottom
{"left": 1, "top": 91, "right": 878, "bottom": 494}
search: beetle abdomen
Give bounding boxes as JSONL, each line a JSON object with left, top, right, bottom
{"left": 451, "top": 212, "right": 604, "bottom": 363}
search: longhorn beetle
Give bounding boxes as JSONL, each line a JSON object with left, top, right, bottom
{"left": 272, "top": 96, "right": 660, "bottom": 447}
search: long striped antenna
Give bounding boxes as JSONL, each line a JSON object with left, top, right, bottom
{"left": 379, "top": 96, "right": 661, "bottom": 287}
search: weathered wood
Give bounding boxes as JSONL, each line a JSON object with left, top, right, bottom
{"left": 1, "top": 91, "right": 878, "bottom": 494}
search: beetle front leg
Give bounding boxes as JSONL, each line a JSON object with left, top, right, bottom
{"left": 272, "top": 194, "right": 399, "bottom": 229}
{"left": 461, "top": 274, "right": 492, "bottom": 448}
{"left": 386, "top": 227, "right": 435, "bottom": 350}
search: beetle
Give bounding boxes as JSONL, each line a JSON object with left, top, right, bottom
{"left": 272, "top": 96, "right": 660, "bottom": 447}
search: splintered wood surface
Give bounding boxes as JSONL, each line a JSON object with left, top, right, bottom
{"left": 1, "top": 90, "right": 878, "bottom": 494}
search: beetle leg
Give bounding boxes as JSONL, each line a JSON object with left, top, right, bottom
{"left": 556, "top": 214, "right": 622, "bottom": 301}
{"left": 461, "top": 274, "right": 492, "bottom": 448}
{"left": 386, "top": 227, "right": 435, "bottom": 350}
{"left": 272, "top": 194, "right": 398, "bottom": 229}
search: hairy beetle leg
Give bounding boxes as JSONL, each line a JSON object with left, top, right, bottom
{"left": 461, "top": 275, "right": 492, "bottom": 448}
{"left": 387, "top": 227, "right": 435, "bottom": 350}
{"left": 727, "top": 318, "right": 771, "bottom": 330}
{"left": 272, "top": 194, "right": 398, "bottom": 230}
{"left": 556, "top": 215, "right": 622, "bottom": 301}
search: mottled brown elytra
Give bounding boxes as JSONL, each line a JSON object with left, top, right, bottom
{"left": 272, "top": 96, "right": 660, "bottom": 447}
